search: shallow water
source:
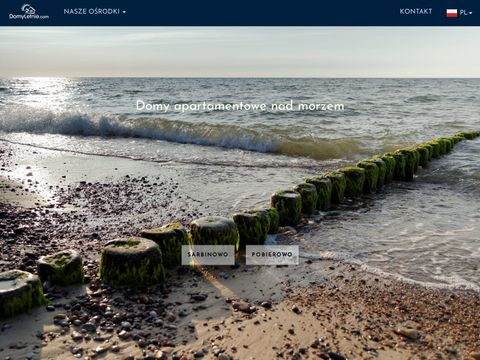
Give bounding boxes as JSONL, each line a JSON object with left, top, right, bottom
{"left": 0, "top": 77, "right": 479, "bottom": 290}
{"left": 302, "top": 139, "right": 480, "bottom": 290}
{"left": 0, "top": 279, "right": 18, "bottom": 291}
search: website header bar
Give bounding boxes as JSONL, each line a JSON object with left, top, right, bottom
{"left": 1, "top": 0, "right": 479, "bottom": 26}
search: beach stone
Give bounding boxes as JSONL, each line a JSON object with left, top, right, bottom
{"left": 140, "top": 223, "right": 188, "bottom": 268}
{"left": 71, "top": 331, "right": 83, "bottom": 341}
{"left": 357, "top": 161, "right": 379, "bottom": 193}
{"left": 395, "top": 148, "right": 419, "bottom": 181}
{"left": 305, "top": 176, "right": 332, "bottom": 210}
{"left": 324, "top": 172, "right": 346, "bottom": 204}
{"left": 395, "top": 326, "right": 420, "bottom": 340}
{"left": 0, "top": 270, "right": 47, "bottom": 320}
{"left": 327, "top": 352, "right": 346, "bottom": 360}
{"left": 470, "top": 351, "right": 480, "bottom": 360}
{"left": 337, "top": 166, "right": 365, "bottom": 198}
{"left": 190, "top": 216, "right": 240, "bottom": 250}
{"left": 378, "top": 154, "right": 396, "bottom": 184}
{"left": 82, "top": 322, "right": 96, "bottom": 333}
{"left": 232, "top": 301, "right": 255, "bottom": 314}
{"left": 271, "top": 190, "right": 302, "bottom": 226}
{"left": 99, "top": 237, "right": 165, "bottom": 288}
{"left": 233, "top": 212, "right": 267, "bottom": 247}
{"left": 191, "top": 293, "right": 207, "bottom": 302}
{"left": 293, "top": 183, "right": 318, "bottom": 214}
{"left": 155, "top": 351, "right": 169, "bottom": 360}
{"left": 37, "top": 249, "right": 84, "bottom": 286}
{"left": 260, "top": 301, "right": 272, "bottom": 309}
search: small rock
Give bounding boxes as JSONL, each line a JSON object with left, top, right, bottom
{"left": 166, "top": 312, "right": 176, "bottom": 322}
{"left": 191, "top": 294, "right": 207, "bottom": 302}
{"left": 71, "top": 331, "right": 83, "bottom": 341}
{"left": 470, "top": 351, "right": 480, "bottom": 360}
{"left": 95, "top": 345, "right": 109, "bottom": 354}
{"left": 81, "top": 323, "right": 96, "bottom": 333}
{"left": 328, "top": 352, "right": 346, "bottom": 360}
{"left": 232, "top": 301, "right": 256, "bottom": 314}
{"left": 155, "top": 350, "right": 169, "bottom": 360}
{"left": 260, "top": 301, "right": 272, "bottom": 309}
{"left": 395, "top": 327, "right": 420, "bottom": 340}
{"left": 118, "top": 330, "right": 130, "bottom": 340}
{"left": 291, "top": 304, "right": 301, "bottom": 314}
{"left": 121, "top": 321, "right": 132, "bottom": 330}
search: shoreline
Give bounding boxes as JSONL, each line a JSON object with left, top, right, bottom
{"left": 1, "top": 254, "right": 479, "bottom": 359}
{"left": 1, "top": 137, "right": 480, "bottom": 359}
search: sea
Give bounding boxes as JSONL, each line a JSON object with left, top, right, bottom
{"left": 0, "top": 77, "right": 479, "bottom": 290}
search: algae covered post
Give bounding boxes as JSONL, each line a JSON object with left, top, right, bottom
{"left": 99, "top": 237, "right": 165, "bottom": 288}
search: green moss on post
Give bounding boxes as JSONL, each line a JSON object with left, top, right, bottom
{"left": 337, "top": 166, "right": 365, "bottom": 198}
{"left": 426, "top": 140, "right": 441, "bottom": 158}
{"left": 435, "top": 138, "right": 448, "bottom": 155}
{"left": 293, "top": 183, "right": 318, "bottom": 214}
{"left": 271, "top": 190, "right": 302, "bottom": 226}
{"left": 0, "top": 270, "right": 47, "bottom": 320}
{"left": 390, "top": 152, "right": 406, "bottom": 180}
{"left": 37, "top": 249, "right": 84, "bottom": 286}
{"left": 233, "top": 212, "right": 266, "bottom": 247}
{"left": 190, "top": 216, "right": 240, "bottom": 251}
{"left": 456, "top": 131, "right": 478, "bottom": 140}
{"left": 247, "top": 209, "right": 271, "bottom": 238}
{"left": 99, "top": 237, "right": 165, "bottom": 288}
{"left": 262, "top": 207, "right": 279, "bottom": 234}
{"left": 415, "top": 145, "right": 430, "bottom": 168}
{"left": 324, "top": 172, "right": 346, "bottom": 204}
{"left": 437, "top": 138, "right": 453, "bottom": 153}
{"left": 395, "top": 148, "right": 419, "bottom": 181}
{"left": 305, "top": 177, "right": 332, "bottom": 210}
{"left": 417, "top": 143, "right": 433, "bottom": 165}
{"left": 453, "top": 133, "right": 467, "bottom": 141}
{"left": 140, "top": 223, "right": 188, "bottom": 268}
{"left": 366, "top": 158, "right": 386, "bottom": 188}
{"left": 378, "top": 154, "right": 396, "bottom": 185}
{"left": 357, "top": 161, "right": 379, "bottom": 194}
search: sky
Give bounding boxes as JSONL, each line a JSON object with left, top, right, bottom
{"left": 0, "top": 27, "right": 479, "bottom": 77}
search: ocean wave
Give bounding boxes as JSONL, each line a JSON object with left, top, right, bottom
{"left": 0, "top": 108, "right": 364, "bottom": 160}
{"left": 407, "top": 95, "right": 442, "bottom": 103}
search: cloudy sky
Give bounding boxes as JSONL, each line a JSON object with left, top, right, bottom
{"left": 0, "top": 27, "right": 479, "bottom": 77}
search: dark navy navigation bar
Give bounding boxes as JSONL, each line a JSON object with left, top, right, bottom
{"left": 0, "top": 0, "right": 479, "bottom": 26}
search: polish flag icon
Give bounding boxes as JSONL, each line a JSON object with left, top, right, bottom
{"left": 446, "top": 9, "right": 458, "bottom": 17}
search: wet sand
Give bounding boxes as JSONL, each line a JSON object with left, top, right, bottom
{"left": 1, "top": 140, "right": 479, "bottom": 360}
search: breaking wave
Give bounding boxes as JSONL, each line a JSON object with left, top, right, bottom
{"left": 0, "top": 108, "right": 365, "bottom": 160}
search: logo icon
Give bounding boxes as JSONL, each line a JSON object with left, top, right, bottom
{"left": 446, "top": 9, "right": 458, "bottom": 18}
{"left": 21, "top": 4, "right": 36, "bottom": 15}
